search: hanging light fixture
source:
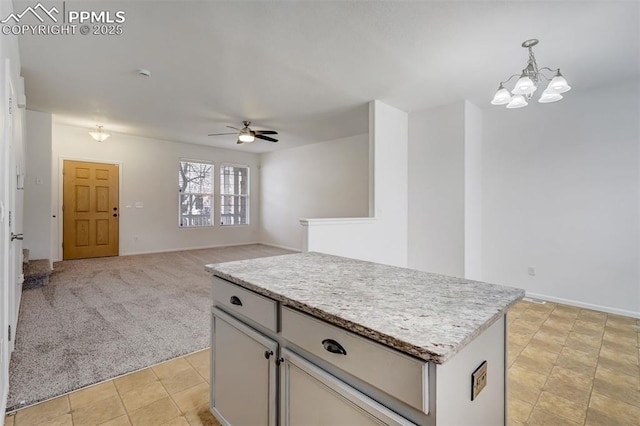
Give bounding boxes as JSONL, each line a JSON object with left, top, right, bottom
{"left": 89, "top": 125, "right": 110, "bottom": 142}
{"left": 491, "top": 39, "right": 571, "bottom": 108}
{"left": 238, "top": 125, "right": 255, "bottom": 143}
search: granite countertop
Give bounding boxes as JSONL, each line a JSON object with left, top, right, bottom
{"left": 205, "top": 252, "right": 524, "bottom": 364}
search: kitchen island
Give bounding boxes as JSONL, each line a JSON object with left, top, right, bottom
{"left": 206, "top": 252, "right": 524, "bottom": 426}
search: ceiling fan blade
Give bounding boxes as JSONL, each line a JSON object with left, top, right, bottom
{"left": 254, "top": 130, "right": 278, "bottom": 135}
{"left": 255, "top": 134, "right": 278, "bottom": 143}
{"left": 208, "top": 132, "right": 238, "bottom": 136}
{"left": 226, "top": 125, "right": 241, "bottom": 131}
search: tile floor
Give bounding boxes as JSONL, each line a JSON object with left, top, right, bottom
{"left": 508, "top": 300, "right": 640, "bottom": 425}
{"left": 4, "top": 300, "right": 640, "bottom": 425}
{"left": 4, "top": 349, "right": 221, "bottom": 426}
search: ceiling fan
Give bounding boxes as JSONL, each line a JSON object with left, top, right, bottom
{"left": 208, "top": 121, "right": 278, "bottom": 144}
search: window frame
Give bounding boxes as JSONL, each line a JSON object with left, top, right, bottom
{"left": 220, "top": 163, "right": 250, "bottom": 226}
{"left": 178, "top": 159, "right": 214, "bottom": 229}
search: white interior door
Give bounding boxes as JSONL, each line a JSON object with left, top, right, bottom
{"left": 5, "top": 58, "right": 20, "bottom": 353}
{"left": 0, "top": 58, "right": 10, "bottom": 415}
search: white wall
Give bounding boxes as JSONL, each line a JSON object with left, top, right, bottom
{"left": 408, "top": 102, "right": 466, "bottom": 277}
{"left": 482, "top": 80, "right": 639, "bottom": 317}
{"left": 302, "top": 100, "right": 409, "bottom": 267}
{"left": 51, "top": 123, "right": 261, "bottom": 259}
{"left": 259, "top": 134, "right": 369, "bottom": 251}
{"left": 24, "top": 110, "right": 52, "bottom": 260}
{"left": 464, "top": 101, "right": 483, "bottom": 281}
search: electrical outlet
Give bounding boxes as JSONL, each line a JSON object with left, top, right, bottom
{"left": 528, "top": 266, "right": 536, "bottom": 276}
{"left": 471, "top": 361, "right": 487, "bottom": 401}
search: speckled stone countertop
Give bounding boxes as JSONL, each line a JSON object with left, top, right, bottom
{"left": 206, "top": 252, "right": 524, "bottom": 364}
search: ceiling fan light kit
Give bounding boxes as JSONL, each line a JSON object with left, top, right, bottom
{"left": 492, "top": 39, "right": 571, "bottom": 108}
{"left": 208, "top": 120, "right": 279, "bottom": 145}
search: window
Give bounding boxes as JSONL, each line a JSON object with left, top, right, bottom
{"left": 220, "top": 164, "right": 249, "bottom": 225}
{"left": 179, "top": 160, "right": 213, "bottom": 227}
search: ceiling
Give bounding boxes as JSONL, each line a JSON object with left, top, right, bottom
{"left": 15, "top": 1, "right": 640, "bottom": 153}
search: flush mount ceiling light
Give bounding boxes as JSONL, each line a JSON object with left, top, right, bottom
{"left": 492, "top": 39, "right": 571, "bottom": 109}
{"left": 89, "top": 125, "right": 110, "bottom": 142}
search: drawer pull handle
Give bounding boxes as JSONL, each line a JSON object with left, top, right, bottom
{"left": 230, "top": 296, "right": 243, "bottom": 306}
{"left": 264, "top": 350, "right": 273, "bottom": 360}
{"left": 322, "top": 339, "right": 347, "bottom": 355}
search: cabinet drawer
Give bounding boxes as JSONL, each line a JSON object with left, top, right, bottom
{"left": 212, "top": 277, "right": 278, "bottom": 332}
{"left": 281, "top": 349, "right": 416, "bottom": 426}
{"left": 281, "top": 307, "right": 428, "bottom": 414}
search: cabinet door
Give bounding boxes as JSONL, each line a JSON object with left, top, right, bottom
{"left": 211, "top": 307, "right": 277, "bottom": 426}
{"left": 281, "top": 349, "right": 416, "bottom": 426}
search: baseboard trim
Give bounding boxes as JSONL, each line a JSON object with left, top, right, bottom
{"left": 526, "top": 292, "right": 640, "bottom": 319}
{"left": 259, "top": 242, "right": 301, "bottom": 252}
{"left": 120, "top": 241, "right": 264, "bottom": 257}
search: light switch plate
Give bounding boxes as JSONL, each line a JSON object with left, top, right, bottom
{"left": 471, "top": 360, "right": 487, "bottom": 401}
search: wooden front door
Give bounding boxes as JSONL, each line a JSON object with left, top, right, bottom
{"left": 63, "top": 160, "right": 119, "bottom": 260}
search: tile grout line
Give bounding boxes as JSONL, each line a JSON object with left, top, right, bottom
{"left": 522, "top": 305, "right": 555, "bottom": 424}
{"left": 580, "top": 312, "right": 607, "bottom": 426}
{"left": 159, "top": 361, "right": 186, "bottom": 421}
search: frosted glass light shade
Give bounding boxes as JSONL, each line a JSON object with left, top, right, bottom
{"left": 506, "top": 95, "right": 528, "bottom": 109}
{"left": 491, "top": 87, "right": 512, "bottom": 105}
{"left": 511, "top": 76, "right": 536, "bottom": 95}
{"left": 538, "top": 90, "right": 563, "bottom": 103}
{"left": 238, "top": 133, "right": 255, "bottom": 143}
{"left": 547, "top": 75, "right": 571, "bottom": 93}
{"left": 89, "top": 130, "right": 110, "bottom": 142}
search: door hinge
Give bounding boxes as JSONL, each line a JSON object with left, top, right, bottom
{"left": 8, "top": 325, "right": 11, "bottom": 341}
{"left": 8, "top": 96, "right": 12, "bottom": 115}
{"left": 62, "top": 242, "right": 64, "bottom": 249}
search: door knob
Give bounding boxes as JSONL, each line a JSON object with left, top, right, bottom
{"left": 112, "top": 214, "right": 118, "bottom": 217}
{"left": 11, "top": 233, "right": 23, "bottom": 241}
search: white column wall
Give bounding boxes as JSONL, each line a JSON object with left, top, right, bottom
{"left": 407, "top": 102, "right": 465, "bottom": 277}
{"left": 24, "top": 110, "right": 52, "bottom": 260}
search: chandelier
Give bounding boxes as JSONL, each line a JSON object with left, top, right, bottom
{"left": 89, "top": 125, "right": 110, "bottom": 142}
{"left": 491, "top": 39, "right": 571, "bottom": 109}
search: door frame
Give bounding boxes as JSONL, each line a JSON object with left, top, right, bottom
{"left": 56, "top": 156, "right": 123, "bottom": 262}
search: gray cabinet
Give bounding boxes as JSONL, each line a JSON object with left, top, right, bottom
{"left": 211, "top": 307, "right": 278, "bottom": 426}
{"left": 280, "top": 349, "right": 415, "bottom": 426}
{"left": 209, "top": 267, "right": 509, "bottom": 426}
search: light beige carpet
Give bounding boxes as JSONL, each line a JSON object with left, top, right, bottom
{"left": 7, "top": 244, "right": 294, "bottom": 411}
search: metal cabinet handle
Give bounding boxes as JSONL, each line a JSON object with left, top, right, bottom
{"left": 264, "top": 350, "right": 273, "bottom": 359}
{"left": 230, "top": 296, "right": 243, "bottom": 306}
{"left": 11, "top": 233, "right": 23, "bottom": 241}
{"left": 322, "top": 339, "right": 347, "bottom": 355}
